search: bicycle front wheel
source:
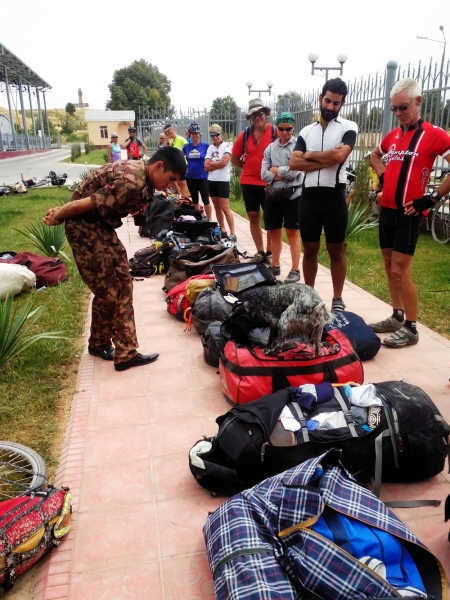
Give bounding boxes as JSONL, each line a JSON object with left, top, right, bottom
{"left": 0, "top": 441, "right": 47, "bottom": 500}
{"left": 431, "top": 197, "right": 450, "bottom": 244}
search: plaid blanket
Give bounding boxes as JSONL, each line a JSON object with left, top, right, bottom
{"left": 204, "top": 449, "right": 441, "bottom": 600}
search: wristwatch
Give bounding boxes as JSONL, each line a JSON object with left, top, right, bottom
{"left": 431, "top": 190, "right": 441, "bottom": 203}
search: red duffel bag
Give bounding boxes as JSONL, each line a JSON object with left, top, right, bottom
{"left": 0, "top": 252, "right": 68, "bottom": 287}
{"left": 219, "top": 328, "right": 364, "bottom": 405}
{"left": 166, "top": 273, "right": 215, "bottom": 321}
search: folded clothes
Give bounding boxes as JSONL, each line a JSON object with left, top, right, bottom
{"left": 291, "top": 382, "right": 334, "bottom": 410}
{"left": 350, "top": 384, "right": 382, "bottom": 407}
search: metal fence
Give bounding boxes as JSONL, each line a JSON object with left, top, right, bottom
{"left": 0, "top": 131, "right": 52, "bottom": 152}
{"left": 138, "top": 58, "right": 450, "bottom": 171}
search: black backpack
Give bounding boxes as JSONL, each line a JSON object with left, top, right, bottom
{"left": 128, "top": 240, "right": 174, "bottom": 277}
{"left": 189, "top": 381, "right": 449, "bottom": 497}
{"left": 139, "top": 194, "right": 175, "bottom": 238}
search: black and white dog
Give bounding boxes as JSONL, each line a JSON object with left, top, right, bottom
{"left": 239, "top": 283, "right": 332, "bottom": 353}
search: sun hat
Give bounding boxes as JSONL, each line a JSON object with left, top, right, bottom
{"left": 276, "top": 112, "right": 295, "bottom": 125}
{"left": 209, "top": 123, "right": 223, "bottom": 135}
{"left": 111, "top": 132, "right": 118, "bottom": 138}
{"left": 246, "top": 98, "right": 271, "bottom": 119}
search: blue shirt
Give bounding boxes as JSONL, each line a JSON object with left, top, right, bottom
{"left": 183, "top": 142, "right": 209, "bottom": 179}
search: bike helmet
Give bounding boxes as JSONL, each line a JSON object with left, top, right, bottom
{"left": 128, "top": 126, "right": 136, "bottom": 133}
{"left": 188, "top": 122, "right": 201, "bottom": 134}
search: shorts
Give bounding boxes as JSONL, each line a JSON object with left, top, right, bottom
{"left": 264, "top": 193, "right": 300, "bottom": 230}
{"left": 208, "top": 180, "right": 230, "bottom": 199}
{"left": 241, "top": 184, "right": 266, "bottom": 213}
{"left": 379, "top": 207, "right": 422, "bottom": 256}
{"left": 187, "top": 178, "right": 210, "bottom": 206}
{"left": 299, "top": 186, "right": 348, "bottom": 243}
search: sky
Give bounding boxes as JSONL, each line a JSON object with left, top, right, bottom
{"left": 1, "top": 0, "right": 449, "bottom": 113}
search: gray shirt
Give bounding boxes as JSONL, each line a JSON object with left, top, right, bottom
{"left": 261, "top": 136, "right": 303, "bottom": 199}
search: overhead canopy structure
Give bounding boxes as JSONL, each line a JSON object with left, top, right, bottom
{"left": 0, "top": 42, "right": 50, "bottom": 89}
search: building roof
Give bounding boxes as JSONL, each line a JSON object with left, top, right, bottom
{"left": 85, "top": 110, "right": 135, "bottom": 122}
{"left": 0, "top": 43, "right": 50, "bottom": 88}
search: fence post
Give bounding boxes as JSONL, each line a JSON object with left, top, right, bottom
{"left": 381, "top": 60, "right": 398, "bottom": 138}
{"left": 235, "top": 107, "right": 242, "bottom": 137}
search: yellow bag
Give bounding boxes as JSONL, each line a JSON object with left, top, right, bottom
{"left": 185, "top": 278, "right": 215, "bottom": 305}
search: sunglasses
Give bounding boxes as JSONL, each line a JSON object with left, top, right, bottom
{"left": 390, "top": 103, "right": 411, "bottom": 113}
{"left": 250, "top": 111, "right": 265, "bottom": 119}
{"left": 210, "top": 133, "right": 220, "bottom": 137}
{"left": 278, "top": 126, "right": 294, "bottom": 132}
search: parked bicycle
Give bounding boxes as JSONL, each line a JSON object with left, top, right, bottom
{"left": 426, "top": 168, "right": 450, "bottom": 244}
{"left": 0, "top": 441, "right": 47, "bottom": 500}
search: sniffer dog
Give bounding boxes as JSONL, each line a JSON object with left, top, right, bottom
{"left": 239, "top": 283, "right": 332, "bottom": 353}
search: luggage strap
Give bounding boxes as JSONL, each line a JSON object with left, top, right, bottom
{"left": 287, "top": 401, "right": 309, "bottom": 443}
{"left": 333, "top": 387, "right": 358, "bottom": 438}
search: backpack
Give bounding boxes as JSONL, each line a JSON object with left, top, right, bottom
{"left": 190, "top": 381, "right": 449, "bottom": 497}
{"left": 0, "top": 252, "right": 68, "bottom": 288}
{"left": 173, "top": 220, "right": 221, "bottom": 244}
{"left": 128, "top": 240, "right": 174, "bottom": 277}
{"left": 0, "top": 487, "right": 72, "bottom": 590}
{"left": 242, "top": 124, "right": 277, "bottom": 160}
{"left": 219, "top": 328, "right": 364, "bottom": 405}
{"left": 191, "top": 288, "right": 234, "bottom": 335}
{"left": 326, "top": 310, "right": 381, "bottom": 361}
{"left": 200, "top": 321, "right": 226, "bottom": 367}
{"left": 166, "top": 274, "right": 215, "bottom": 321}
{"left": 163, "top": 244, "right": 239, "bottom": 292}
{"left": 212, "top": 262, "right": 276, "bottom": 296}
{"left": 203, "top": 449, "right": 446, "bottom": 600}
{"left": 138, "top": 193, "right": 175, "bottom": 238}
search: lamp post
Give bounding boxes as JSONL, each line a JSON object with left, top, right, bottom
{"left": 246, "top": 81, "right": 273, "bottom": 96}
{"left": 307, "top": 53, "right": 347, "bottom": 80}
{"left": 416, "top": 25, "right": 446, "bottom": 123}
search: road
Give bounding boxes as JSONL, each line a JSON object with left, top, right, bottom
{"left": 0, "top": 147, "right": 100, "bottom": 187}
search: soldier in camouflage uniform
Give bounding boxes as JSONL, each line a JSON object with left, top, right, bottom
{"left": 43, "top": 147, "right": 186, "bottom": 371}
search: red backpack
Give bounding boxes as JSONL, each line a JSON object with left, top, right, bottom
{"left": 166, "top": 274, "right": 215, "bottom": 321}
{"left": 0, "top": 252, "right": 68, "bottom": 288}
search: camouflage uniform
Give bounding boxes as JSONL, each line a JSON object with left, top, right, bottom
{"left": 65, "top": 160, "right": 152, "bottom": 365}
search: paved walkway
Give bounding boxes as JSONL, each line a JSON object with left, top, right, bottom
{"left": 34, "top": 213, "right": 449, "bottom": 599}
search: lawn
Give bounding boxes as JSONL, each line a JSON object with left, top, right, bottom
{"left": 65, "top": 148, "right": 107, "bottom": 165}
{"left": 230, "top": 188, "right": 449, "bottom": 338}
{"left": 0, "top": 188, "right": 88, "bottom": 471}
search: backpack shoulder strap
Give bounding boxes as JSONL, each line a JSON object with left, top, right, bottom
{"left": 272, "top": 124, "right": 277, "bottom": 141}
{"left": 242, "top": 126, "right": 251, "bottom": 156}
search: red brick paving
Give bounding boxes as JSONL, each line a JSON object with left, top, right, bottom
{"left": 33, "top": 213, "right": 450, "bottom": 599}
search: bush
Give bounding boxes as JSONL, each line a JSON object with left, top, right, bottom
{"left": 71, "top": 143, "right": 81, "bottom": 161}
{"left": 103, "top": 150, "right": 109, "bottom": 163}
{"left": 84, "top": 142, "right": 92, "bottom": 155}
{"left": 346, "top": 159, "right": 377, "bottom": 239}
{"left": 15, "top": 222, "right": 69, "bottom": 260}
{"left": 230, "top": 170, "right": 242, "bottom": 201}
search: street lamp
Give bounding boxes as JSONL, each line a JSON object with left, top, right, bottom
{"left": 246, "top": 81, "right": 273, "bottom": 96}
{"left": 416, "top": 25, "right": 446, "bottom": 122}
{"left": 308, "top": 53, "right": 347, "bottom": 80}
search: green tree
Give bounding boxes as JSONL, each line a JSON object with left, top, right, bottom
{"left": 61, "top": 114, "right": 73, "bottom": 135}
{"left": 210, "top": 96, "right": 239, "bottom": 136}
{"left": 65, "top": 102, "right": 76, "bottom": 116}
{"left": 276, "top": 91, "right": 314, "bottom": 126}
{"left": 107, "top": 59, "right": 171, "bottom": 114}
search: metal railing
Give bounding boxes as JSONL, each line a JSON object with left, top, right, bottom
{"left": 0, "top": 131, "right": 52, "bottom": 152}
{"left": 138, "top": 58, "right": 450, "bottom": 171}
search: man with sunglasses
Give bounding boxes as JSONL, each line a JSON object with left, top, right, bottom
{"left": 369, "top": 78, "right": 450, "bottom": 348}
{"left": 232, "top": 98, "right": 276, "bottom": 261}
{"left": 289, "top": 78, "right": 357, "bottom": 313}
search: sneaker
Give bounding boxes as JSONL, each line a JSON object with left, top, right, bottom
{"left": 228, "top": 234, "right": 237, "bottom": 243}
{"left": 331, "top": 297, "right": 346, "bottom": 312}
{"left": 251, "top": 250, "right": 266, "bottom": 263}
{"left": 284, "top": 269, "right": 301, "bottom": 283}
{"left": 88, "top": 345, "right": 114, "bottom": 361}
{"left": 114, "top": 352, "right": 159, "bottom": 371}
{"left": 220, "top": 231, "right": 229, "bottom": 239}
{"left": 368, "top": 316, "right": 403, "bottom": 333}
{"left": 270, "top": 265, "right": 281, "bottom": 277}
{"left": 263, "top": 251, "right": 272, "bottom": 265}
{"left": 382, "top": 326, "right": 418, "bottom": 348}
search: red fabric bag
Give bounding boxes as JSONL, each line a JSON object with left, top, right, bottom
{"left": 0, "top": 487, "right": 72, "bottom": 589}
{"left": 0, "top": 252, "right": 68, "bottom": 288}
{"left": 166, "top": 273, "right": 215, "bottom": 321}
{"left": 219, "top": 328, "right": 364, "bottom": 405}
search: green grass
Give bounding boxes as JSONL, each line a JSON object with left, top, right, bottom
{"left": 65, "top": 149, "right": 107, "bottom": 165}
{"left": 230, "top": 191, "right": 449, "bottom": 338}
{"left": 0, "top": 188, "right": 88, "bottom": 469}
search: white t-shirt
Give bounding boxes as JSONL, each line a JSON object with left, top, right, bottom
{"left": 205, "top": 141, "right": 232, "bottom": 182}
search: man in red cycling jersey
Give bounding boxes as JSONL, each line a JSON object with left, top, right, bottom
{"left": 370, "top": 78, "right": 450, "bottom": 348}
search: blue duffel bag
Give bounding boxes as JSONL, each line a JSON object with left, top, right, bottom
{"left": 325, "top": 310, "right": 381, "bottom": 361}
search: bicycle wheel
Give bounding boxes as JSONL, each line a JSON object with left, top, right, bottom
{"left": 0, "top": 441, "right": 47, "bottom": 500}
{"left": 431, "top": 197, "right": 450, "bottom": 244}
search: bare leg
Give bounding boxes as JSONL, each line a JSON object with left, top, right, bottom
{"left": 211, "top": 197, "right": 226, "bottom": 232}
{"left": 326, "top": 241, "right": 347, "bottom": 299}
{"left": 270, "top": 229, "right": 282, "bottom": 266}
{"left": 389, "top": 251, "right": 416, "bottom": 320}
{"left": 204, "top": 203, "right": 212, "bottom": 220}
{"left": 285, "top": 228, "right": 301, "bottom": 271}
{"left": 381, "top": 248, "right": 404, "bottom": 311}
{"left": 302, "top": 241, "right": 320, "bottom": 287}
{"left": 248, "top": 211, "right": 264, "bottom": 252}
{"left": 219, "top": 197, "right": 235, "bottom": 235}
